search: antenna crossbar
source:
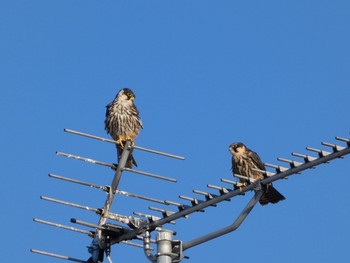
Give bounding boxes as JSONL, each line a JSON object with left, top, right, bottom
{"left": 64, "top": 128, "right": 185, "bottom": 160}
{"left": 40, "top": 196, "right": 101, "bottom": 214}
{"left": 48, "top": 173, "right": 166, "bottom": 204}
{"left": 30, "top": 249, "right": 85, "bottom": 263}
{"left": 56, "top": 151, "right": 113, "bottom": 168}
{"left": 123, "top": 168, "right": 177, "bottom": 182}
{"left": 33, "top": 218, "right": 93, "bottom": 236}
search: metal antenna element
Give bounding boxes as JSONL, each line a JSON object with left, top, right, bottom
{"left": 30, "top": 249, "right": 86, "bottom": 263}
{"left": 32, "top": 130, "right": 350, "bottom": 263}
{"left": 33, "top": 218, "right": 94, "bottom": 237}
{"left": 56, "top": 151, "right": 113, "bottom": 168}
{"left": 49, "top": 173, "right": 166, "bottom": 204}
{"left": 64, "top": 128, "right": 185, "bottom": 160}
{"left": 123, "top": 168, "right": 177, "bottom": 182}
{"left": 56, "top": 151, "right": 176, "bottom": 182}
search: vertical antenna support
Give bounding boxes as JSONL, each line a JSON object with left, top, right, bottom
{"left": 95, "top": 141, "right": 132, "bottom": 251}
{"left": 110, "top": 141, "right": 132, "bottom": 193}
{"left": 157, "top": 230, "right": 174, "bottom": 263}
{"left": 182, "top": 189, "right": 263, "bottom": 251}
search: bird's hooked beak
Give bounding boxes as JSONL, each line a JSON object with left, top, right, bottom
{"left": 229, "top": 143, "right": 245, "bottom": 155}
{"left": 127, "top": 93, "right": 135, "bottom": 101}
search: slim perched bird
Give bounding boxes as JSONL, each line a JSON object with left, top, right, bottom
{"left": 229, "top": 142, "right": 285, "bottom": 206}
{"left": 105, "top": 88, "right": 143, "bottom": 168}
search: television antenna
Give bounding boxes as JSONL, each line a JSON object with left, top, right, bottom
{"left": 31, "top": 129, "right": 350, "bottom": 262}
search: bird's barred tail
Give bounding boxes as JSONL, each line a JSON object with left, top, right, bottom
{"left": 117, "top": 145, "right": 137, "bottom": 169}
{"left": 259, "top": 184, "right": 285, "bottom": 206}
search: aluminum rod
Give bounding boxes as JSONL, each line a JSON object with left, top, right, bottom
{"left": 182, "top": 190, "right": 263, "bottom": 250}
{"left": 335, "top": 136, "right": 350, "bottom": 145}
{"left": 121, "top": 240, "right": 147, "bottom": 249}
{"left": 48, "top": 173, "right": 107, "bottom": 191}
{"left": 132, "top": 213, "right": 176, "bottom": 225}
{"left": 71, "top": 218, "right": 105, "bottom": 230}
{"left": 111, "top": 143, "right": 350, "bottom": 244}
{"left": 149, "top": 206, "right": 174, "bottom": 215}
{"left": 220, "top": 178, "right": 241, "bottom": 185}
{"left": 207, "top": 184, "right": 225, "bottom": 191}
{"left": 133, "top": 145, "right": 185, "bottom": 160}
{"left": 64, "top": 128, "right": 185, "bottom": 160}
{"left": 291, "top": 152, "right": 317, "bottom": 162}
{"left": 192, "top": 190, "right": 217, "bottom": 206}
{"left": 306, "top": 147, "right": 331, "bottom": 157}
{"left": 30, "top": 249, "right": 85, "bottom": 263}
{"left": 48, "top": 174, "right": 165, "bottom": 204}
{"left": 133, "top": 212, "right": 169, "bottom": 224}
{"left": 164, "top": 200, "right": 183, "bottom": 207}
{"left": 33, "top": 218, "right": 93, "bottom": 236}
{"left": 206, "top": 185, "right": 230, "bottom": 196}
{"left": 233, "top": 173, "right": 257, "bottom": 183}
{"left": 264, "top": 163, "right": 289, "bottom": 172}
{"left": 56, "top": 151, "right": 113, "bottom": 168}
{"left": 40, "top": 196, "right": 101, "bottom": 214}
{"left": 96, "top": 142, "right": 131, "bottom": 240}
{"left": 251, "top": 168, "right": 275, "bottom": 176}
{"left": 277, "top": 157, "right": 303, "bottom": 167}
{"left": 193, "top": 189, "right": 213, "bottom": 196}
{"left": 137, "top": 235, "right": 156, "bottom": 244}
{"left": 123, "top": 168, "right": 177, "bottom": 183}
{"left": 115, "top": 190, "right": 166, "bottom": 205}
{"left": 179, "top": 195, "right": 197, "bottom": 202}
{"left": 321, "top": 142, "right": 345, "bottom": 153}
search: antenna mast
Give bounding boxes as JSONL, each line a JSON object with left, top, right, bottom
{"left": 31, "top": 130, "right": 350, "bottom": 262}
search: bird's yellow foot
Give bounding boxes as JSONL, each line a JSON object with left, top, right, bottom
{"left": 116, "top": 139, "right": 124, "bottom": 147}
{"left": 234, "top": 182, "right": 247, "bottom": 195}
{"left": 117, "top": 138, "right": 134, "bottom": 148}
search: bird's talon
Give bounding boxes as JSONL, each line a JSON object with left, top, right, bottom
{"left": 234, "top": 184, "right": 246, "bottom": 195}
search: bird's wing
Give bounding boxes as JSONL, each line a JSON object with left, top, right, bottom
{"left": 248, "top": 150, "right": 266, "bottom": 171}
{"left": 231, "top": 157, "right": 235, "bottom": 172}
{"left": 105, "top": 101, "right": 112, "bottom": 117}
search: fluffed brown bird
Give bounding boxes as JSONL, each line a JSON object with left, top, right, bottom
{"left": 105, "top": 88, "right": 143, "bottom": 168}
{"left": 229, "top": 142, "right": 285, "bottom": 205}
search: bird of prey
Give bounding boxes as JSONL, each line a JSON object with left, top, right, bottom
{"left": 105, "top": 88, "right": 143, "bottom": 168}
{"left": 229, "top": 142, "right": 285, "bottom": 206}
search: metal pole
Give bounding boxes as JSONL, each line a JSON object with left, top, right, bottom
{"left": 157, "top": 230, "right": 174, "bottom": 263}
{"left": 64, "top": 128, "right": 185, "bottom": 160}
{"left": 182, "top": 189, "right": 263, "bottom": 250}
{"left": 97, "top": 141, "right": 131, "bottom": 228}
{"left": 30, "top": 249, "right": 85, "bottom": 263}
{"left": 88, "top": 141, "right": 132, "bottom": 262}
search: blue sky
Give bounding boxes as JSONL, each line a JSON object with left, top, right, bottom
{"left": 1, "top": 1, "right": 350, "bottom": 262}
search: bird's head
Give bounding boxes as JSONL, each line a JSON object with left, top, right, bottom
{"left": 116, "top": 88, "right": 136, "bottom": 105}
{"left": 229, "top": 142, "right": 247, "bottom": 155}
